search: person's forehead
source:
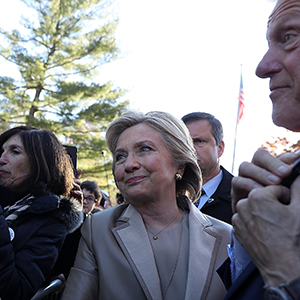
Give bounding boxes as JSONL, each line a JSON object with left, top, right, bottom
{"left": 3, "top": 134, "right": 23, "bottom": 147}
{"left": 266, "top": 1, "right": 300, "bottom": 39}
{"left": 117, "top": 123, "right": 162, "bottom": 146}
{"left": 268, "top": 0, "right": 300, "bottom": 25}
{"left": 82, "top": 188, "right": 94, "bottom": 195}
{"left": 187, "top": 119, "right": 212, "bottom": 132}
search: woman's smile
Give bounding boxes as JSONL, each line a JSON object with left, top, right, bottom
{"left": 126, "top": 175, "right": 146, "bottom": 184}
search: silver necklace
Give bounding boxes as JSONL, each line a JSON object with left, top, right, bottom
{"left": 162, "top": 218, "right": 184, "bottom": 299}
{"left": 146, "top": 211, "right": 181, "bottom": 240}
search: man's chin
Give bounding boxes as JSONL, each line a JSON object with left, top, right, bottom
{"left": 273, "top": 113, "right": 300, "bottom": 132}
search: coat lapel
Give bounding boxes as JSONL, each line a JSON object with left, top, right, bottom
{"left": 185, "top": 203, "right": 223, "bottom": 300}
{"left": 112, "top": 203, "right": 226, "bottom": 300}
{"left": 203, "top": 166, "right": 233, "bottom": 208}
{"left": 112, "top": 205, "right": 162, "bottom": 300}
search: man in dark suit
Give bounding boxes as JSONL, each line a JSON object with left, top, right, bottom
{"left": 219, "top": 0, "right": 300, "bottom": 299}
{"left": 182, "top": 112, "right": 233, "bottom": 224}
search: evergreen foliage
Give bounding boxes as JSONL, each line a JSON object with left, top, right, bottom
{"left": 0, "top": 0, "right": 129, "bottom": 193}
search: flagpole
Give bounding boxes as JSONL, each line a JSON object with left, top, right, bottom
{"left": 231, "top": 65, "right": 243, "bottom": 174}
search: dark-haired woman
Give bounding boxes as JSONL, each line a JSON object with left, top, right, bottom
{"left": 0, "top": 126, "right": 83, "bottom": 300}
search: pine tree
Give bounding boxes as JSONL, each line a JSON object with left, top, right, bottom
{"left": 0, "top": 0, "right": 129, "bottom": 190}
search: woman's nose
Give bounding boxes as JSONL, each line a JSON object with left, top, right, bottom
{"left": 124, "top": 153, "right": 140, "bottom": 172}
{"left": 0, "top": 152, "right": 8, "bottom": 165}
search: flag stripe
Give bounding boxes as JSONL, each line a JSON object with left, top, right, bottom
{"left": 237, "top": 74, "right": 244, "bottom": 124}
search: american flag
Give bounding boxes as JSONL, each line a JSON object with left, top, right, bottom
{"left": 237, "top": 74, "right": 245, "bottom": 124}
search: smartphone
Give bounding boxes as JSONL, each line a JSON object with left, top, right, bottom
{"left": 281, "top": 157, "right": 300, "bottom": 188}
{"left": 63, "top": 145, "right": 78, "bottom": 177}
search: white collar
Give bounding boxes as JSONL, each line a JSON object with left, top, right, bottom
{"left": 202, "top": 169, "right": 223, "bottom": 198}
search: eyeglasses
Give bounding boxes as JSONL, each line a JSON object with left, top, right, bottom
{"left": 83, "top": 195, "right": 96, "bottom": 203}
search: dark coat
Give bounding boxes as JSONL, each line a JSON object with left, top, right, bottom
{"left": 47, "top": 220, "right": 83, "bottom": 281}
{"left": 201, "top": 166, "right": 233, "bottom": 224}
{"left": 0, "top": 192, "right": 84, "bottom": 300}
{"left": 218, "top": 258, "right": 264, "bottom": 300}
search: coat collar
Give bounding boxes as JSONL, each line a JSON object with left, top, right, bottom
{"left": 27, "top": 193, "right": 84, "bottom": 234}
{"left": 186, "top": 202, "right": 224, "bottom": 300}
{"left": 213, "top": 166, "right": 233, "bottom": 203}
{"left": 112, "top": 205, "right": 162, "bottom": 300}
{"left": 27, "top": 193, "right": 59, "bottom": 213}
{"left": 112, "top": 202, "right": 224, "bottom": 300}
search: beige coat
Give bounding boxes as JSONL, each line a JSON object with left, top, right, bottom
{"left": 62, "top": 202, "right": 231, "bottom": 300}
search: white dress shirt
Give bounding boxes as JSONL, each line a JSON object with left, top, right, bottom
{"left": 196, "top": 170, "right": 223, "bottom": 209}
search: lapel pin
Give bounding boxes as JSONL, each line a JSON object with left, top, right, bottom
{"left": 9, "top": 227, "right": 15, "bottom": 241}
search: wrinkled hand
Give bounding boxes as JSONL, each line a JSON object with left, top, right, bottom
{"left": 231, "top": 148, "right": 298, "bottom": 213}
{"left": 232, "top": 178, "right": 300, "bottom": 286}
{"left": 232, "top": 148, "right": 300, "bottom": 286}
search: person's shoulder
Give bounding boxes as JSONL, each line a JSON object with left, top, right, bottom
{"left": 205, "top": 214, "right": 232, "bottom": 239}
{"left": 189, "top": 201, "right": 232, "bottom": 231}
{"left": 49, "top": 195, "right": 84, "bottom": 234}
{"left": 88, "top": 203, "right": 129, "bottom": 223}
{"left": 82, "top": 204, "right": 130, "bottom": 234}
{"left": 220, "top": 165, "right": 234, "bottom": 178}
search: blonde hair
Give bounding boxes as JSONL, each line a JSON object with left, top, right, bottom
{"left": 106, "top": 110, "right": 202, "bottom": 201}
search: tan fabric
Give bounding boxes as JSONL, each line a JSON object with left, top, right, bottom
{"left": 62, "top": 202, "right": 231, "bottom": 300}
{"left": 149, "top": 211, "right": 189, "bottom": 300}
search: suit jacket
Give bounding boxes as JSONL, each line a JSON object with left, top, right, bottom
{"left": 218, "top": 258, "right": 264, "bottom": 300}
{"left": 201, "top": 166, "right": 233, "bottom": 224}
{"left": 62, "top": 202, "right": 232, "bottom": 300}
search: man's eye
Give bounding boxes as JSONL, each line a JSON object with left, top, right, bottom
{"left": 285, "top": 34, "right": 295, "bottom": 42}
{"left": 195, "top": 139, "right": 204, "bottom": 145}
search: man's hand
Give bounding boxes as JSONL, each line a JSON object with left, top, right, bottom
{"left": 232, "top": 178, "right": 300, "bottom": 286}
{"left": 231, "top": 148, "right": 300, "bottom": 286}
{"left": 231, "top": 148, "right": 298, "bottom": 213}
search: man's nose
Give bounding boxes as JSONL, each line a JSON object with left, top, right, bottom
{"left": 256, "top": 47, "right": 282, "bottom": 79}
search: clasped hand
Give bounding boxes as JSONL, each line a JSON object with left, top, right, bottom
{"left": 231, "top": 148, "right": 300, "bottom": 286}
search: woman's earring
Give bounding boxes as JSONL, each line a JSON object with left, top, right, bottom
{"left": 175, "top": 173, "right": 182, "bottom": 180}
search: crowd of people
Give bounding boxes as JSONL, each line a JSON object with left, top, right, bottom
{"left": 1, "top": 0, "right": 300, "bottom": 299}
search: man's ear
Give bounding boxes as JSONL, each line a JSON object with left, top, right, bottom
{"left": 217, "top": 140, "right": 225, "bottom": 158}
